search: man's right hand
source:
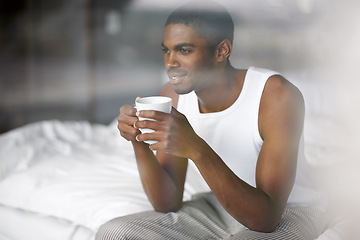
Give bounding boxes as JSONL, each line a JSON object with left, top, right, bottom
{"left": 117, "top": 104, "right": 141, "bottom": 142}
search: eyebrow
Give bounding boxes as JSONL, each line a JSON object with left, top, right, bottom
{"left": 161, "top": 42, "right": 195, "bottom": 50}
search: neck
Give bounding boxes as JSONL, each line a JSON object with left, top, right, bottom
{"left": 195, "top": 66, "right": 246, "bottom": 113}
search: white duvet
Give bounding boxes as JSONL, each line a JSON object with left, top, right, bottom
{"left": 0, "top": 120, "right": 209, "bottom": 232}
{"left": 0, "top": 77, "right": 351, "bottom": 239}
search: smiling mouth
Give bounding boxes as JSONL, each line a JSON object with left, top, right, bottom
{"left": 168, "top": 73, "right": 187, "bottom": 84}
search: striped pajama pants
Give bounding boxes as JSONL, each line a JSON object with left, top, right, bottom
{"left": 96, "top": 192, "right": 328, "bottom": 240}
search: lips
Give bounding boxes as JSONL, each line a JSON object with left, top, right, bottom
{"left": 168, "top": 70, "right": 187, "bottom": 85}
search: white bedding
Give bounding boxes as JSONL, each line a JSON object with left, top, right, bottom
{"left": 0, "top": 78, "right": 351, "bottom": 240}
{"left": 0, "top": 120, "right": 209, "bottom": 239}
{"left": 0, "top": 205, "right": 94, "bottom": 240}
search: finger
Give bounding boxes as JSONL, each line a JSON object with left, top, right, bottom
{"left": 118, "top": 122, "right": 140, "bottom": 141}
{"left": 136, "top": 131, "right": 161, "bottom": 143}
{"left": 133, "top": 97, "right": 141, "bottom": 110}
{"left": 147, "top": 138, "right": 172, "bottom": 152}
{"left": 170, "top": 107, "right": 186, "bottom": 119}
{"left": 148, "top": 141, "right": 162, "bottom": 151}
{"left": 120, "top": 104, "right": 137, "bottom": 117}
{"left": 136, "top": 110, "right": 169, "bottom": 121}
{"left": 118, "top": 114, "right": 139, "bottom": 126}
{"left": 118, "top": 121, "right": 140, "bottom": 135}
{"left": 134, "top": 119, "right": 163, "bottom": 131}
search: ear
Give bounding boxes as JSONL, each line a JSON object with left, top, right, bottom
{"left": 216, "top": 39, "right": 232, "bottom": 62}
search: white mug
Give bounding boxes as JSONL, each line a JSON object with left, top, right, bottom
{"left": 135, "top": 96, "right": 172, "bottom": 144}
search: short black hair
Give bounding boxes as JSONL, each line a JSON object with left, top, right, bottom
{"left": 165, "top": 0, "right": 234, "bottom": 50}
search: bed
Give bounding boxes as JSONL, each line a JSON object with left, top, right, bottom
{"left": 0, "top": 119, "right": 212, "bottom": 240}
{"left": 0, "top": 79, "right": 355, "bottom": 240}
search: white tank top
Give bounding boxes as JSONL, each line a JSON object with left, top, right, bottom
{"left": 177, "top": 66, "right": 326, "bottom": 209}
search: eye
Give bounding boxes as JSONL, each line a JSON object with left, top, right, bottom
{"left": 180, "top": 48, "right": 192, "bottom": 54}
{"left": 162, "top": 47, "right": 169, "bottom": 54}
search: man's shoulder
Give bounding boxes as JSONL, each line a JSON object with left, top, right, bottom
{"left": 248, "top": 66, "right": 279, "bottom": 78}
{"left": 258, "top": 74, "right": 305, "bottom": 141}
{"left": 264, "top": 74, "right": 304, "bottom": 105}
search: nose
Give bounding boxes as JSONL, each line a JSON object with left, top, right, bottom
{"left": 165, "top": 52, "right": 180, "bottom": 69}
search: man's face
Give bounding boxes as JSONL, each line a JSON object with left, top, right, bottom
{"left": 162, "top": 24, "right": 216, "bottom": 94}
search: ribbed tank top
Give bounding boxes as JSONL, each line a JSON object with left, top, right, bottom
{"left": 177, "top": 66, "right": 326, "bottom": 209}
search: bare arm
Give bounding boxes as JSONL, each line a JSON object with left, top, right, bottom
{"left": 117, "top": 82, "right": 187, "bottom": 212}
{"left": 136, "top": 76, "right": 304, "bottom": 232}
{"left": 189, "top": 75, "right": 304, "bottom": 232}
{"left": 131, "top": 142, "right": 187, "bottom": 212}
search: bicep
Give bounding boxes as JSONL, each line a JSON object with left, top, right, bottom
{"left": 256, "top": 133, "right": 298, "bottom": 208}
{"left": 256, "top": 75, "right": 304, "bottom": 207}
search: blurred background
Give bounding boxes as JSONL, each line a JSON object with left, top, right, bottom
{"left": 1, "top": 0, "right": 358, "bottom": 133}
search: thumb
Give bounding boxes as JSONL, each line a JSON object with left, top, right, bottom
{"left": 171, "top": 107, "right": 190, "bottom": 125}
{"left": 171, "top": 106, "right": 183, "bottom": 116}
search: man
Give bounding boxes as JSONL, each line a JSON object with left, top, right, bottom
{"left": 97, "top": 1, "right": 327, "bottom": 239}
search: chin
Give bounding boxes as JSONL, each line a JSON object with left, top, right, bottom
{"left": 174, "top": 86, "right": 193, "bottom": 95}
